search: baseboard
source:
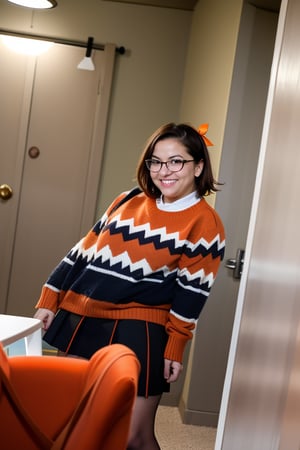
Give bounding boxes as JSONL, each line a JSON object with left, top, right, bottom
{"left": 178, "top": 397, "right": 219, "bottom": 428}
{"left": 160, "top": 392, "right": 180, "bottom": 407}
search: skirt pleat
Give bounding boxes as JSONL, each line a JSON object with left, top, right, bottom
{"left": 43, "top": 310, "right": 170, "bottom": 397}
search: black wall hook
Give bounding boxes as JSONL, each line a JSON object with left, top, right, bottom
{"left": 86, "top": 36, "right": 94, "bottom": 57}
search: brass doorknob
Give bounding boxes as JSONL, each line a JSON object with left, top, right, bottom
{"left": 0, "top": 184, "right": 13, "bottom": 200}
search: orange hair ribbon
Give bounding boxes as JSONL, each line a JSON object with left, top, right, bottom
{"left": 198, "top": 123, "right": 214, "bottom": 146}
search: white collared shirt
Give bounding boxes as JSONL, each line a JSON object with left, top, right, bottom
{"left": 156, "top": 191, "right": 201, "bottom": 212}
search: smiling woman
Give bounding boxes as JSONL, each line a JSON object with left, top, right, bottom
{"left": 137, "top": 122, "right": 220, "bottom": 201}
{"left": 34, "top": 121, "right": 225, "bottom": 450}
{"left": 147, "top": 138, "right": 203, "bottom": 203}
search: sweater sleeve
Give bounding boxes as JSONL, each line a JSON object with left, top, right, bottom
{"left": 164, "top": 212, "right": 225, "bottom": 363}
{"left": 35, "top": 194, "right": 126, "bottom": 312}
{"left": 36, "top": 192, "right": 131, "bottom": 313}
{"left": 35, "top": 230, "right": 98, "bottom": 312}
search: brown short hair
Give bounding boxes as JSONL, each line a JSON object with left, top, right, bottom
{"left": 136, "top": 122, "right": 222, "bottom": 198}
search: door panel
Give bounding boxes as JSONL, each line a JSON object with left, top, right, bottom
{"left": 0, "top": 45, "right": 34, "bottom": 312}
{"left": 217, "top": 0, "right": 300, "bottom": 447}
{"left": 0, "top": 41, "right": 115, "bottom": 316}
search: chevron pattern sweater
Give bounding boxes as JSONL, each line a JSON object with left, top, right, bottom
{"left": 36, "top": 191, "right": 225, "bottom": 363}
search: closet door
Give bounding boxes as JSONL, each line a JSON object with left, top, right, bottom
{"left": 0, "top": 44, "right": 34, "bottom": 313}
{"left": 0, "top": 42, "right": 116, "bottom": 316}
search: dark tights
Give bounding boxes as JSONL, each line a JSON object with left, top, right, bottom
{"left": 127, "top": 395, "right": 161, "bottom": 450}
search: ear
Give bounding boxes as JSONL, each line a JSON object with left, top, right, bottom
{"left": 194, "top": 160, "right": 204, "bottom": 178}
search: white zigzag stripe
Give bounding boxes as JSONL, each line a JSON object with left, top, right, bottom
{"left": 87, "top": 265, "right": 166, "bottom": 283}
{"left": 68, "top": 242, "right": 215, "bottom": 286}
{"left": 113, "top": 214, "right": 183, "bottom": 247}
{"left": 45, "top": 283, "right": 60, "bottom": 292}
{"left": 185, "top": 233, "right": 225, "bottom": 252}
{"left": 83, "top": 244, "right": 177, "bottom": 278}
{"left": 69, "top": 218, "right": 224, "bottom": 264}
{"left": 111, "top": 215, "right": 225, "bottom": 251}
{"left": 69, "top": 238, "right": 98, "bottom": 262}
{"left": 177, "top": 279, "right": 210, "bottom": 296}
{"left": 170, "top": 309, "right": 198, "bottom": 324}
{"left": 179, "top": 267, "right": 215, "bottom": 288}
{"left": 63, "top": 257, "right": 75, "bottom": 266}
{"left": 96, "top": 245, "right": 152, "bottom": 274}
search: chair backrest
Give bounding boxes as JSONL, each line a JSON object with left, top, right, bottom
{"left": 62, "top": 344, "right": 140, "bottom": 450}
{"left": 0, "top": 343, "right": 140, "bottom": 450}
{"left": 0, "top": 343, "right": 10, "bottom": 382}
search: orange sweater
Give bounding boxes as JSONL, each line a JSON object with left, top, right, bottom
{"left": 36, "top": 191, "right": 225, "bottom": 362}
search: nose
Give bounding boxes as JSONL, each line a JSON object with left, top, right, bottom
{"left": 159, "top": 162, "right": 172, "bottom": 174}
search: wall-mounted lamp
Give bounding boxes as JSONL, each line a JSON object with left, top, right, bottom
{"left": 77, "top": 37, "right": 95, "bottom": 71}
{"left": 8, "top": 0, "right": 57, "bottom": 9}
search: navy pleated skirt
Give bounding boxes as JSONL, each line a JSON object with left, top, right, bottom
{"left": 43, "top": 310, "right": 170, "bottom": 397}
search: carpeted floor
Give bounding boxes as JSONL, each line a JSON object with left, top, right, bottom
{"left": 156, "top": 406, "right": 216, "bottom": 450}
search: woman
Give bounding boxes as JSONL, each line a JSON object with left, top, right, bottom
{"left": 34, "top": 122, "right": 225, "bottom": 450}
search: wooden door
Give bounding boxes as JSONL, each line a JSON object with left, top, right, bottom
{"left": 0, "top": 44, "right": 33, "bottom": 313}
{"left": 217, "top": 0, "right": 300, "bottom": 447}
{"left": 0, "top": 41, "right": 116, "bottom": 316}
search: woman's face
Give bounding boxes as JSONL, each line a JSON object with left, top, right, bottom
{"left": 149, "top": 138, "right": 203, "bottom": 203}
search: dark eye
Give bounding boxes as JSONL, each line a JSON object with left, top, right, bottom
{"left": 169, "top": 159, "right": 184, "bottom": 165}
{"left": 150, "top": 160, "right": 161, "bottom": 166}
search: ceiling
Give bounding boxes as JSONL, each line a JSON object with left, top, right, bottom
{"left": 249, "top": 0, "right": 281, "bottom": 12}
{"left": 102, "top": 0, "right": 198, "bottom": 10}
{"left": 102, "top": 0, "right": 281, "bottom": 12}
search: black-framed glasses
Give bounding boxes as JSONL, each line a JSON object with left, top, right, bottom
{"left": 145, "top": 158, "right": 195, "bottom": 173}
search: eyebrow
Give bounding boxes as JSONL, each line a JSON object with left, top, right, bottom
{"left": 151, "top": 154, "right": 185, "bottom": 160}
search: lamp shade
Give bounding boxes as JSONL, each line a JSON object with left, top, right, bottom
{"left": 77, "top": 37, "right": 95, "bottom": 71}
{"left": 8, "top": 0, "right": 57, "bottom": 9}
{"left": 77, "top": 57, "right": 95, "bottom": 71}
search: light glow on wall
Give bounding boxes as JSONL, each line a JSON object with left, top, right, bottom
{"left": 0, "top": 35, "right": 54, "bottom": 55}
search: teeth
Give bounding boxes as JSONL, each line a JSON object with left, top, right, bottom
{"left": 161, "top": 180, "right": 175, "bottom": 184}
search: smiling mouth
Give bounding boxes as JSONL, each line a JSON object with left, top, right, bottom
{"left": 160, "top": 180, "right": 176, "bottom": 187}
{"left": 160, "top": 179, "right": 176, "bottom": 185}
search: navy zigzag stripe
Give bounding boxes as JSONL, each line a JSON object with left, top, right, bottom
{"left": 106, "top": 221, "right": 224, "bottom": 260}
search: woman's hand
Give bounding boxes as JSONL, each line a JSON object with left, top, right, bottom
{"left": 34, "top": 308, "right": 55, "bottom": 331}
{"left": 164, "top": 358, "right": 183, "bottom": 383}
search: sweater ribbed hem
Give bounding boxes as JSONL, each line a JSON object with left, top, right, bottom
{"left": 36, "top": 288, "right": 189, "bottom": 362}
{"left": 60, "top": 296, "right": 170, "bottom": 326}
{"left": 36, "top": 288, "right": 171, "bottom": 327}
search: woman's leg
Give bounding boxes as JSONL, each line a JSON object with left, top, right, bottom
{"left": 127, "top": 395, "right": 161, "bottom": 450}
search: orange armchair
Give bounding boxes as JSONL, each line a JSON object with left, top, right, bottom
{"left": 0, "top": 343, "right": 140, "bottom": 450}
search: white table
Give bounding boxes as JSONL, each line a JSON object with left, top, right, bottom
{"left": 0, "top": 314, "right": 42, "bottom": 355}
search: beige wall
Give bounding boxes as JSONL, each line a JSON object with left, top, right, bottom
{"left": 180, "top": 0, "right": 244, "bottom": 206}
{"left": 0, "top": 0, "right": 243, "bottom": 211}
{"left": 179, "top": 0, "right": 243, "bottom": 411}
{"left": 0, "top": 0, "right": 192, "bottom": 215}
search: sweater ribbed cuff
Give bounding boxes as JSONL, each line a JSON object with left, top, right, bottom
{"left": 35, "top": 286, "right": 59, "bottom": 313}
{"left": 164, "top": 335, "right": 189, "bottom": 364}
